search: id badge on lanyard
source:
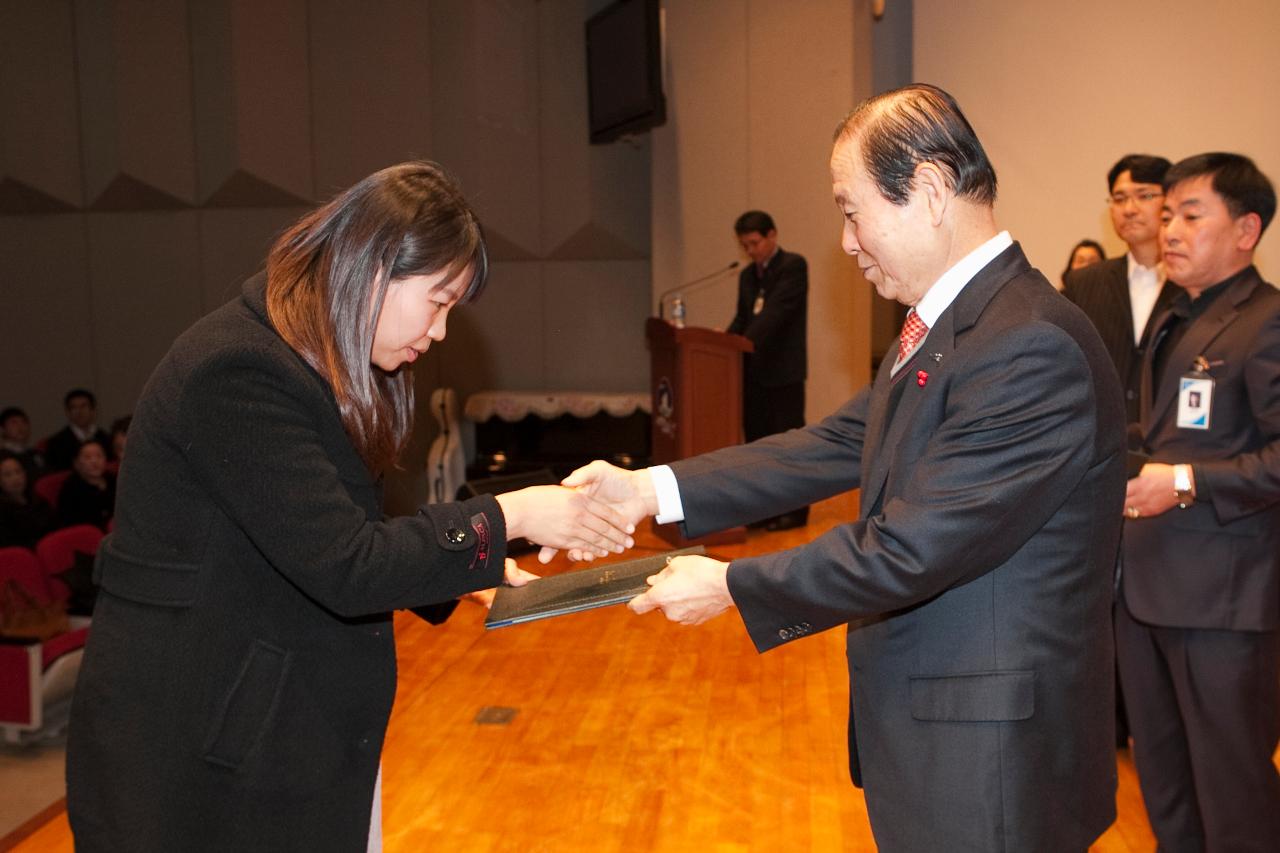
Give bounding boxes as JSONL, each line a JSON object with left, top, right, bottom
{"left": 1176, "top": 355, "right": 1218, "bottom": 430}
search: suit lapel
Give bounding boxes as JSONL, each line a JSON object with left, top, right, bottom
{"left": 859, "top": 243, "right": 1031, "bottom": 516}
{"left": 1143, "top": 273, "right": 1258, "bottom": 434}
{"left": 1111, "top": 261, "right": 1136, "bottom": 350}
{"left": 860, "top": 314, "right": 957, "bottom": 516}
{"left": 858, "top": 357, "right": 897, "bottom": 514}
{"left": 1138, "top": 281, "right": 1179, "bottom": 348}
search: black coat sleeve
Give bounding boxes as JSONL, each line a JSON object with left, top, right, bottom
{"left": 178, "top": 350, "right": 507, "bottom": 617}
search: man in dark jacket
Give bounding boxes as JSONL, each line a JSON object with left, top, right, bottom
{"left": 727, "top": 210, "right": 809, "bottom": 530}
{"left": 1119, "top": 152, "right": 1280, "bottom": 851}
{"left": 43, "top": 388, "right": 112, "bottom": 471}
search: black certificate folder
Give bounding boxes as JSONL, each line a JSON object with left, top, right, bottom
{"left": 485, "top": 546, "right": 706, "bottom": 629}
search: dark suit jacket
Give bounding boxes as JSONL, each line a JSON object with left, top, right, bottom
{"left": 1064, "top": 255, "right": 1177, "bottom": 423}
{"left": 672, "top": 244, "right": 1125, "bottom": 852}
{"left": 43, "top": 424, "right": 112, "bottom": 471}
{"left": 56, "top": 471, "right": 116, "bottom": 529}
{"left": 1122, "top": 266, "right": 1280, "bottom": 631}
{"left": 726, "top": 248, "right": 807, "bottom": 387}
{"left": 67, "top": 276, "right": 507, "bottom": 851}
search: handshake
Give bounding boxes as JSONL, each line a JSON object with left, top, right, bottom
{"left": 489, "top": 461, "right": 735, "bottom": 625}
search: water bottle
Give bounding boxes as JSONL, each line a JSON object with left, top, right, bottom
{"left": 670, "top": 295, "right": 686, "bottom": 329}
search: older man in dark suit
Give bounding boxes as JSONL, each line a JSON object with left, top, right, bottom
{"left": 1118, "top": 152, "right": 1280, "bottom": 851}
{"left": 564, "top": 84, "right": 1126, "bottom": 851}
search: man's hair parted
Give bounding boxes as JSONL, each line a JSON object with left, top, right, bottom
{"left": 833, "top": 83, "right": 997, "bottom": 207}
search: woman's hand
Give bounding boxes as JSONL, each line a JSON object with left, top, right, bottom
{"left": 496, "top": 485, "right": 635, "bottom": 563}
{"left": 462, "top": 558, "right": 539, "bottom": 609}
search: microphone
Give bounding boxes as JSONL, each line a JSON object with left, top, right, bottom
{"left": 657, "top": 261, "right": 740, "bottom": 320}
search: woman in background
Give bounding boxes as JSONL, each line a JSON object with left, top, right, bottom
{"left": 1060, "top": 238, "right": 1106, "bottom": 289}
{"left": 0, "top": 449, "right": 57, "bottom": 547}
{"left": 56, "top": 439, "right": 116, "bottom": 529}
{"left": 67, "top": 161, "right": 633, "bottom": 852}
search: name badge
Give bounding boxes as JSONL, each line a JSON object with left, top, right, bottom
{"left": 1177, "top": 373, "right": 1213, "bottom": 430}
{"left": 752, "top": 291, "right": 765, "bottom": 316}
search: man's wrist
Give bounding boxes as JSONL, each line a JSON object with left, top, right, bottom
{"left": 647, "top": 465, "right": 686, "bottom": 524}
{"left": 1173, "top": 463, "right": 1195, "bottom": 508}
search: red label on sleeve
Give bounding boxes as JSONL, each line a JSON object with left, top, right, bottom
{"left": 468, "top": 512, "right": 490, "bottom": 571}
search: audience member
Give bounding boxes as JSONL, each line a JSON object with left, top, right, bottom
{"left": 1119, "top": 152, "right": 1280, "bottom": 850}
{"left": 0, "top": 449, "right": 58, "bottom": 548}
{"left": 56, "top": 439, "right": 116, "bottom": 529}
{"left": 44, "top": 389, "right": 113, "bottom": 471}
{"left": 1, "top": 406, "right": 46, "bottom": 479}
{"left": 1060, "top": 238, "right": 1105, "bottom": 288}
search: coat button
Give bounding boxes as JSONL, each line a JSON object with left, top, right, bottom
{"left": 1126, "top": 390, "right": 1136, "bottom": 400}
{"left": 445, "top": 527, "right": 467, "bottom": 544}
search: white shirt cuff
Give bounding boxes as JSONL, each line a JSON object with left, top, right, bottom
{"left": 648, "top": 465, "right": 686, "bottom": 525}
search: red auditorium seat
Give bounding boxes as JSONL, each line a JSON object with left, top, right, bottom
{"left": 0, "top": 625, "right": 89, "bottom": 744}
{"left": 0, "top": 546, "right": 53, "bottom": 605}
{"left": 32, "top": 470, "right": 70, "bottom": 508}
{"left": 35, "top": 525, "right": 104, "bottom": 602}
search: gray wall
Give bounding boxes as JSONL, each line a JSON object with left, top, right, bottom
{"left": 0, "top": 0, "right": 652, "bottom": 510}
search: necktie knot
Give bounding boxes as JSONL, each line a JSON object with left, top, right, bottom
{"left": 898, "top": 309, "right": 929, "bottom": 363}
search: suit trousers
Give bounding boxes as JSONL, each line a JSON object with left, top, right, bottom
{"left": 1115, "top": 601, "right": 1280, "bottom": 853}
{"left": 743, "top": 377, "right": 804, "bottom": 442}
{"left": 743, "top": 378, "right": 808, "bottom": 524}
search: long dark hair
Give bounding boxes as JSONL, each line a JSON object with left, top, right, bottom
{"left": 266, "top": 161, "right": 488, "bottom": 474}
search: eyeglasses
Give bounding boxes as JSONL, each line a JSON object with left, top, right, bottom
{"left": 1108, "top": 191, "right": 1163, "bottom": 207}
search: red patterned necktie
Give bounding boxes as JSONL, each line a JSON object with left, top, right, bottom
{"left": 898, "top": 309, "right": 929, "bottom": 363}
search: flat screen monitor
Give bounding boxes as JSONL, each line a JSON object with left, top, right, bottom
{"left": 585, "top": 0, "right": 666, "bottom": 144}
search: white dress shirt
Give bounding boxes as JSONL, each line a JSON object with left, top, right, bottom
{"left": 1127, "top": 253, "right": 1165, "bottom": 345}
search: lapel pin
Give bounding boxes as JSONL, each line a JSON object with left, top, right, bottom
{"left": 930, "top": 352, "right": 942, "bottom": 362}
{"left": 916, "top": 369, "right": 929, "bottom": 387}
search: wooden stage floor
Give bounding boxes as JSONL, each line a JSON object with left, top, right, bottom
{"left": 12, "top": 489, "right": 1273, "bottom": 851}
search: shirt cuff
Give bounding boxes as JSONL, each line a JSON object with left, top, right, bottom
{"left": 648, "top": 465, "right": 686, "bottom": 525}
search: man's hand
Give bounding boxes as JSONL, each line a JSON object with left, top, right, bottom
{"left": 495, "top": 485, "right": 635, "bottom": 563}
{"left": 462, "top": 558, "right": 539, "bottom": 609}
{"left": 628, "top": 555, "right": 734, "bottom": 625}
{"left": 539, "top": 461, "right": 659, "bottom": 562}
{"left": 1124, "top": 462, "right": 1180, "bottom": 519}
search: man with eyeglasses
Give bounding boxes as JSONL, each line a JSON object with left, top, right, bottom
{"left": 1065, "top": 154, "right": 1179, "bottom": 425}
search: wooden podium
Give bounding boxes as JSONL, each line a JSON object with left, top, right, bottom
{"left": 645, "top": 317, "right": 753, "bottom": 546}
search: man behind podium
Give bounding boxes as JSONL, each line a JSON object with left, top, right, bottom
{"left": 566, "top": 84, "right": 1126, "bottom": 851}
{"left": 727, "top": 210, "right": 809, "bottom": 530}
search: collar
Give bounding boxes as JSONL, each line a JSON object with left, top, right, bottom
{"left": 1170, "top": 265, "right": 1255, "bottom": 318}
{"left": 1126, "top": 252, "right": 1163, "bottom": 281}
{"left": 758, "top": 246, "right": 781, "bottom": 272}
{"left": 913, "top": 231, "right": 1013, "bottom": 328}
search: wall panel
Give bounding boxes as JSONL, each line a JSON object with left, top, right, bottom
{"left": 74, "top": 0, "right": 197, "bottom": 208}
{"left": 0, "top": 0, "right": 82, "bottom": 212}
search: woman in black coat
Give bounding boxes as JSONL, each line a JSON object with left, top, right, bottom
{"left": 0, "top": 449, "right": 57, "bottom": 547}
{"left": 56, "top": 439, "right": 116, "bottom": 529}
{"left": 66, "top": 162, "right": 634, "bottom": 852}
